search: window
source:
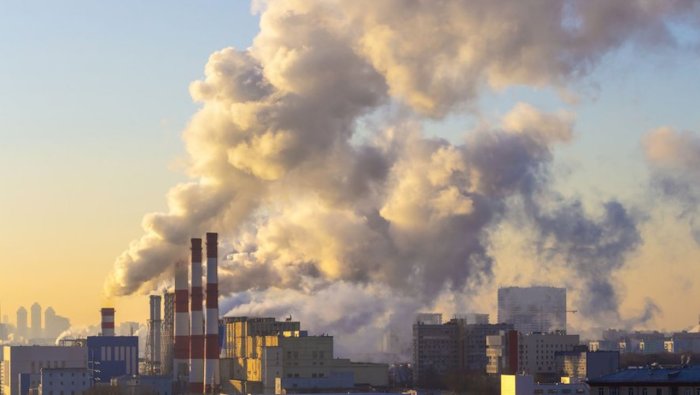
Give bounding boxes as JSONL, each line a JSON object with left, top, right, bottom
{"left": 629, "top": 388, "right": 634, "bottom": 395}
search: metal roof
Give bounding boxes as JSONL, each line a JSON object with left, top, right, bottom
{"left": 589, "top": 365, "right": 700, "bottom": 385}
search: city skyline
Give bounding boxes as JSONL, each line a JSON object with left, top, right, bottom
{"left": 1, "top": 1, "right": 700, "bottom": 350}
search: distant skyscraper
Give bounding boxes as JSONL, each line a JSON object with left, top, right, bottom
{"left": 16, "top": 306, "right": 28, "bottom": 339}
{"left": 30, "top": 302, "right": 42, "bottom": 339}
{"left": 498, "top": 286, "right": 566, "bottom": 333}
{"left": 44, "top": 307, "right": 71, "bottom": 340}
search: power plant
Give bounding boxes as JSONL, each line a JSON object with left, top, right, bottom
{"left": 160, "top": 232, "right": 221, "bottom": 394}
{"left": 132, "top": 232, "right": 222, "bottom": 393}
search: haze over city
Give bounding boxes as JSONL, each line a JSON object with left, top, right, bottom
{"left": 2, "top": 0, "right": 700, "bottom": 358}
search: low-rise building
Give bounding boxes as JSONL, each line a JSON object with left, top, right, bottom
{"left": 588, "top": 364, "right": 700, "bottom": 394}
{"left": 501, "top": 374, "right": 589, "bottom": 395}
{"left": 1, "top": 345, "right": 87, "bottom": 395}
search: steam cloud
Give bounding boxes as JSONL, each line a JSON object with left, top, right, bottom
{"left": 106, "top": 0, "right": 699, "bottom": 345}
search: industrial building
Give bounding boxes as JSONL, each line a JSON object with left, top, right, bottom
{"left": 172, "top": 233, "right": 222, "bottom": 394}
{"left": 38, "top": 367, "right": 91, "bottom": 395}
{"left": 221, "top": 316, "right": 388, "bottom": 394}
{"left": 498, "top": 286, "right": 567, "bottom": 334}
{"left": 1, "top": 345, "right": 87, "bottom": 395}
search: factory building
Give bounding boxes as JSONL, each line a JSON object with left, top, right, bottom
{"left": 38, "top": 367, "right": 91, "bottom": 395}
{"left": 221, "top": 317, "right": 388, "bottom": 394}
{"left": 1, "top": 345, "right": 87, "bottom": 395}
{"left": 86, "top": 308, "right": 139, "bottom": 385}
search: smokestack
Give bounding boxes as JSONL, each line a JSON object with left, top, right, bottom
{"left": 204, "top": 232, "right": 220, "bottom": 393}
{"left": 149, "top": 295, "right": 162, "bottom": 374}
{"left": 189, "top": 238, "right": 204, "bottom": 393}
{"left": 173, "top": 260, "right": 190, "bottom": 382}
{"left": 100, "top": 308, "right": 115, "bottom": 336}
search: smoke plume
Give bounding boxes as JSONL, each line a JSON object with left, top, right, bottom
{"left": 106, "top": 0, "right": 698, "bottom": 344}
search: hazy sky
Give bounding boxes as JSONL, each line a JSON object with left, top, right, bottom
{"left": 0, "top": 1, "right": 258, "bottom": 326}
{"left": 2, "top": 1, "right": 700, "bottom": 341}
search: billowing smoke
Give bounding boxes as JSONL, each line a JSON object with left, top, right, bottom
{"left": 644, "top": 127, "right": 700, "bottom": 243}
{"left": 105, "top": 0, "right": 698, "bottom": 348}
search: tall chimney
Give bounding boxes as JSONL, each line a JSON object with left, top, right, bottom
{"left": 189, "top": 238, "right": 204, "bottom": 393}
{"left": 100, "top": 308, "right": 115, "bottom": 336}
{"left": 149, "top": 295, "right": 162, "bottom": 373}
{"left": 204, "top": 232, "right": 220, "bottom": 393}
{"left": 173, "top": 260, "right": 190, "bottom": 382}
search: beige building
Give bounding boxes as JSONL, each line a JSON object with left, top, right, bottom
{"left": 221, "top": 317, "right": 387, "bottom": 394}
{"left": 1, "top": 345, "right": 87, "bottom": 395}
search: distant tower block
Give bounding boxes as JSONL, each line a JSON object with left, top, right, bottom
{"left": 101, "top": 308, "right": 115, "bottom": 336}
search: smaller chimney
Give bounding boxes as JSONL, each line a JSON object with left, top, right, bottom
{"left": 101, "top": 308, "right": 115, "bottom": 336}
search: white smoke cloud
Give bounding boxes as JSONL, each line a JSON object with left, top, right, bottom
{"left": 105, "top": 0, "right": 700, "bottom": 346}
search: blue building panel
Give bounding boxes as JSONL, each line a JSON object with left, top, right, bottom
{"left": 87, "top": 336, "right": 139, "bottom": 385}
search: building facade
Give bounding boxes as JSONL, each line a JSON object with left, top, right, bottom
{"left": 498, "top": 286, "right": 567, "bottom": 334}
{"left": 86, "top": 336, "right": 138, "bottom": 385}
{"left": 39, "top": 368, "right": 90, "bottom": 395}
{"left": 412, "top": 319, "right": 461, "bottom": 385}
{"left": 1, "top": 345, "right": 87, "bottom": 395}
{"left": 555, "top": 349, "right": 619, "bottom": 382}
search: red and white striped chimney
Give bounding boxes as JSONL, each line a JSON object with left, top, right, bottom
{"left": 173, "top": 259, "right": 190, "bottom": 382}
{"left": 100, "top": 308, "right": 115, "bottom": 336}
{"left": 189, "top": 238, "right": 205, "bottom": 393}
{"left": 204, "top": 232, "right": 220, "bottom": 393}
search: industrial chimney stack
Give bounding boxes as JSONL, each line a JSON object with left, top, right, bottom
{"left": 100, "top": 308, "right": 115, "bottom": 336}
{"left": 189, "top": 238, "right": 204, "bottom": 393}
{"left": 173, "top": 260, "right": 190, "bottom": 382}
{"left": 204, "top": 232, "right": 220, "bottom": 393}
{"left": 148, "top": 295, "right": 162, "bottom": 374}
